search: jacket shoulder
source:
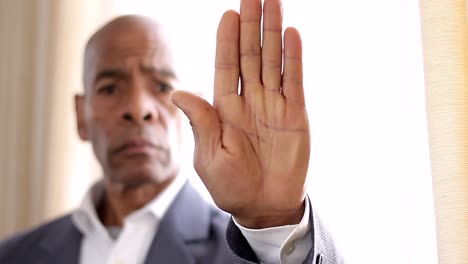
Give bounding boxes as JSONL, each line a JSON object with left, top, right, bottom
{"left": 0, "top": 214, "right": 75, "bottom": 263}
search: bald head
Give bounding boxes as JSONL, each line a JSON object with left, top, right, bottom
{"left": 83, "top": 15, "right": 176, "bottom": 92}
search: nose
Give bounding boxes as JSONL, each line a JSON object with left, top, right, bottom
{"left": 121, "top": 87, "right": 158, "bottom": 125}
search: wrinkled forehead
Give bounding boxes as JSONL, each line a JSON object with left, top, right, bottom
{"left": 83, "top": 21, "right": 177, "bottom": 89}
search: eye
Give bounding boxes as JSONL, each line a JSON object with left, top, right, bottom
{"left": 154, "top": 81, "right": 172, "bottom": 93}
{"left": 97, "top": 84, "right": 117, "bottom": 95}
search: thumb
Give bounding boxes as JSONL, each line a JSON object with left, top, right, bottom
{"left": 170, "top": 90, "right": 222, "bottom": 160}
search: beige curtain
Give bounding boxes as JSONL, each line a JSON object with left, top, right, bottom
{"left": 419, "top": 0, "right": 468, "bottom": 263}
{"left": 0, "top": 0, "right": 112, "bottom": 239}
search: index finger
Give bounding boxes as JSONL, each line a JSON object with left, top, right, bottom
{"left": 214, "top": 11, "right": 240, "bottom": 101}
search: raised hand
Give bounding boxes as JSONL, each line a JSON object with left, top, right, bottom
{"left": 171, "top": 0, "right": 309, "bottom": 228}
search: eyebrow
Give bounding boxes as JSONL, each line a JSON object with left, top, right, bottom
{"left": 93, "top": 69, "right": 128, "bottom": 85}
{"left": 140, "top": 65, "right": 177, "bottom": 79}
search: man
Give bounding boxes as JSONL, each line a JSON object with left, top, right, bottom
{"left": 0, "top": 0, "right": 343, "bottom": 263}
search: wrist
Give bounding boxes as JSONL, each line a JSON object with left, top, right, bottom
{"left": 234, "top": 202, "right": 305, "bottom": 229}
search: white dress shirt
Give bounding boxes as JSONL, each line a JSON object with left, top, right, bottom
{"left": 233, "top": 200, "right": 312, "bottom": 264}
{"left": 72, "top": 176, "right": 311, "bottom": 264}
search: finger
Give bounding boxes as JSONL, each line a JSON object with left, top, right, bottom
{"left": 262, "top": 0, "right": 283, "bottom": 92}
{"left": 240, "top": 0, "right": 262, "bottom": 87}
{"left": 282, "top": 27, "right": 304, "bottom": 105}
{"left": 214, "top": 11, "right": 240, "bottom": 101}
{"left": 170, "top": 90, "right": 221, "bottom": 160}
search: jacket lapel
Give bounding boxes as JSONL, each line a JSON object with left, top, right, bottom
{"left": 144, "top": 182, "right": 213, "bottom": 264}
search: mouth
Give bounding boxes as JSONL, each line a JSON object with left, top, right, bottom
{"left": 113, "top": 139, "right": 162, "bottom": 156}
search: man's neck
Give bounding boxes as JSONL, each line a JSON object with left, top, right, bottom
{"left": 98, "top": 178, "right": 174, "bottom": 227}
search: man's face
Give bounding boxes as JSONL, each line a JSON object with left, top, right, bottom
{"left": 76, "top": 22, "right": 182, "bottom": 188}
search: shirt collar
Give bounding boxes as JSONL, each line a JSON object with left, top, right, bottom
{"left": 72, "top": 174, "right": 187, "bottom": 236}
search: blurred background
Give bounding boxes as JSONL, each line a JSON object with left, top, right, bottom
{"left": 0, "top": 0, "right": 437, "bottom": 263}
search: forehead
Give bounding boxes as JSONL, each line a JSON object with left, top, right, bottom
{"left": 84, "top": 23, "right": 177, "bottom": 85}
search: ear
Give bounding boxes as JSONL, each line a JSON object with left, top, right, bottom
{"left": 75, "top": 94, "right": 89, "bottom": 141}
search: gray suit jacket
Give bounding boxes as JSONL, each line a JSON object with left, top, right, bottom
{"left": 0, "top": 183, "right": 343, "bottom": 264}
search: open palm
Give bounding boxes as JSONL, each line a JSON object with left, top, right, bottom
{"left": 171, "top": 0, "right": 310, "bottom": 228}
